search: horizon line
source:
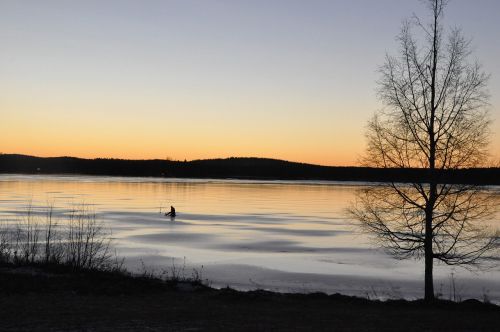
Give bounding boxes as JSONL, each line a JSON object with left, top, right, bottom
{"left": 1, "top": 152, "right": 360, "bottom": 168}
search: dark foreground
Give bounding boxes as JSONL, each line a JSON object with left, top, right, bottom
{"left": 1, "top": 265, "right": 499, "bottom": 331}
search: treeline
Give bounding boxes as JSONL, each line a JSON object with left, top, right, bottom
{"left": 0, "top": 154, "right": 499, "bottom": 185}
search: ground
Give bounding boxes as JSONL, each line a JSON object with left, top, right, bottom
{"left": 0, "top": 264, "right": 499, "bottom": 331}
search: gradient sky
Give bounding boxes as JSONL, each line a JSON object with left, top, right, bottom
{"left": 1, "top": 0, "right": 499, "bottom": 166}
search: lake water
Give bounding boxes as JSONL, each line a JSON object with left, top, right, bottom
{"left": 0, "top": 174, "right": 499, "bottom": 301}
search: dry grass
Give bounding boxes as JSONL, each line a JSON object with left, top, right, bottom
{"left": 0, "top": 202, "right": 117, "bottom": 271}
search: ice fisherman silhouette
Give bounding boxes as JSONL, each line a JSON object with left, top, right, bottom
{"left": 165, "top": 206, "right": 176, "bottom": 218}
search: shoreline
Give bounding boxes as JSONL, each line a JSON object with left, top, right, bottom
{"left": 1, "top": 262, "right": 499, "bottom": 331}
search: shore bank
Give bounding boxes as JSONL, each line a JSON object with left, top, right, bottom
{"left": 1, "top": 263, "right": 499, "bottom": 331}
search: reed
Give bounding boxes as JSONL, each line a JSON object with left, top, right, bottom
{"left": 0, "top": 202, "right": 116, "bottom": 271}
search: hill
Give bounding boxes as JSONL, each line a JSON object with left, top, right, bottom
{"left": 0, "top": 154, "right": 499, "bottom": 185}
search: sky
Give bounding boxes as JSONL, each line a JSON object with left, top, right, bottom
{"left": 1, "top": 0, "right": 499, "bottom": 166}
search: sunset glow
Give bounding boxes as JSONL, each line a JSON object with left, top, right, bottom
{"left": 1, "top": 0, "right": 499, "bottom": 166}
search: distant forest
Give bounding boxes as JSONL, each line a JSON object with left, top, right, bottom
{"left": 0, "top": 154, "right": 499, "bottom": 185}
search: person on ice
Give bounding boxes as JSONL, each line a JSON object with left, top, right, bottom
{"left": 165, "top": 206, "right": 176, "bottom": 218}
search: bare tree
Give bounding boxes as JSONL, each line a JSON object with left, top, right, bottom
{"left": 351, "top": 0, "right": 498, "bottom": 301}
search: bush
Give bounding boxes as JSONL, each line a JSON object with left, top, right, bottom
{"left": 0, "top": 202, "right": 116, "bottom": 271}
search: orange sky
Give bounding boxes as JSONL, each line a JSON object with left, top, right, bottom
{"left": 1, "top": 94, "right": 366, "bottom": 166}
{"left": 1, "top": 1, "right": 499, "bottom": 167}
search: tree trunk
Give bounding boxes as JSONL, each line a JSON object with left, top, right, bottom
{"left": 424, "top": 218, "right": 434, "bottom": 301}
{"left": 424, "top": 180, "right": 437, "bottom": 301}
{"left": 424, "top": 0, "right": 439, "bottom": 302}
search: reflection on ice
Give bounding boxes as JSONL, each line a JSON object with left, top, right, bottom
{"left": 0, "top": 174, "right": 499, "bottom": 301}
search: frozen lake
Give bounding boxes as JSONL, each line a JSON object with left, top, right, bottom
{"left": 0, "top": 174, "right": 498, "bottom": 301}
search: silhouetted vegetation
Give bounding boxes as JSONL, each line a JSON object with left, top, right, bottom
{"left": 1, "top": 154, "right": 499, "bottom": 185}
{"left": 0, "top": 202, "right": 117, "bottom": 271}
